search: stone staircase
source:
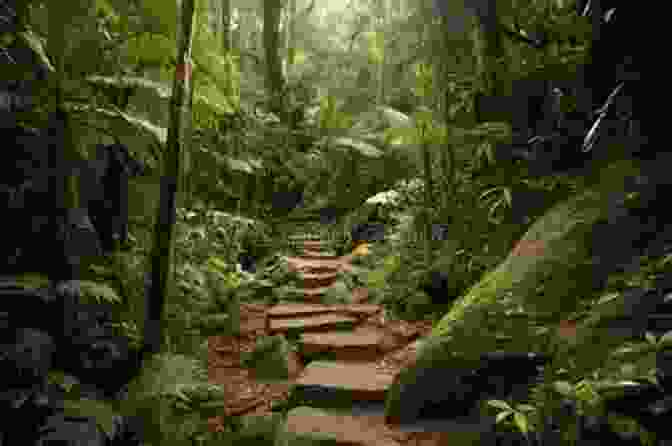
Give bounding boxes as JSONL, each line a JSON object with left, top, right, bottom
{"left": 272, "top": 235, "right": 397, "bottom": 400}
{"left": 266, "top": 235, "right": 491, "bottom": 445}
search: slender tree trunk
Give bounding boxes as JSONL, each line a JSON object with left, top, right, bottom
{"left": 221, "top": 0, "right": 231, "bottom": 52}
{"left": 286, "top": 0, "right": 296, "bottom": 69}
{"left": 46, "top": 3, "right": 82, "bottom": 280}
{"left": 145, "top": 0, "right": 196, "bottom": 355}
{"left": 264, "top": 0, "right": 284, "bottom": 113}
{"left": 420, "top": 126, "right": 434, "bottom": 267}
{"left": 473, "top": 0, "right": 505, "bottom": 96}
{"left": 375, "top": 0, "right": 388, "bottom": 105}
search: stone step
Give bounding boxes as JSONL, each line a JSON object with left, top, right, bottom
{"left": 267, "top": 303, "right": 337, "bottom": 318}
{"left": 300, "top": 329, "right": 388, "bottom": 361}
{"left": 302, "top": 249, "right": 328, "bottom": 257}
{"left": 267, "top": 303, "right": 380, "bottom": 318}
{"left": 285, "top": 257, "right": 343, "bottom": 274}
{"left": 351, "top": 287, "right": 370, "bottom": 303}
{"left": 267, "top": 313, "right": 358, "bottom": 334}
{"left": 302, "top": 240, "right": 324, "bottom": 250}
{"left": 339, "top": 303, "right": 381, "bottom": 317}
{"left": 301, "top": 287, "right": 332, "bottom": 302}
{"left": 298, "top": 253, "right": 341, "bottom": 261}
{"left": 294, "top": 361, "right": 395, "bottom": 403}
{"left": 303, "top": 265, "right": 342, "bottom": 276}
{"left": 282, "top": 406, "right": 496, "bottom": 446}
{"left": 282, "top": 406, "right": 400, "bottom": 446}
{"left": 301, "top": 272, "right": 339, "bottom": 289}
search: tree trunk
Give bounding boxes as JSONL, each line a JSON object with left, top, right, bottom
{"left": 286, "top": 0, "right": 296, "bottom": 69}
{"left": 221, "top": 0, "right": 231, "bottom": 52}
{"left": 264, "top": 0, "right": 284, "bottom": 113}
{"left": 46, "top": 3, "right": 82, "bottom": 280}
{"left": 144, "top": 0, "right": 196, "bottom": 355}
{"left": 420, "top": 129, "right": 434, "bottom": 267}
{"left": 472, "top": 0, "right": 505, "bottom": 96}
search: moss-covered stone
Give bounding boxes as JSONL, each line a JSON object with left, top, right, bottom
{"left": 385, "top": 159, "right": 650, "bottom": 422}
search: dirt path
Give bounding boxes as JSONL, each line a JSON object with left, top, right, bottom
{"left": 207, "top": 236, "right": 457, "bottom": 445}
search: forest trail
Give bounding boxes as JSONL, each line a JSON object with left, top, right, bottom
{"left": 205, "top": 235, "right": 478, "bottom": 445}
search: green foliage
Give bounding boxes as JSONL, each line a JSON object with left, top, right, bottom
{"left": 487, "top": 399, "right": 537, "bottom": 439}
{"left": 241, "top": 335, "right": 295, "bottom": 381}
{"left": 119, "top": 353, "right": 227, "bottom": 445}
{"left": 225, "top": 414, "right": 284, "bottom": 445}
{"left": 76, "top": 280, "right": 122, "bottom": 304}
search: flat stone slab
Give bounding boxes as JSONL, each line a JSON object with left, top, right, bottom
{"left": 340, "top": 304, "right": 381, "bottom": 317}
{"left": 267, "top": 303, "right": 336, "bottom": 317}
{"left": 352, "top": 287, "right": 370, "bottom": 303}
{"left": 283, "top": 406, "right": 401, "bottom": 446}
{"left": 295, "top": 361, "right": 394, "bottom": 401}
{"left": 267, "top": 303, "right": 381, "bottom": 320}
{"left": 301, "top": 329, "right": 385, "bottom": 349}
{"left": 303, "top": 240, "right": 323, "bottom": 247}
{"left": 283, "top": 406, "right": 493, "bottom": 445}
{"left": 300, "top": 329, "right": 386, "bottom": 360}
{"left": 302, "top": 287, "right": 331, "bottom": 300}
{"left": 301, "top": 271, "right": 339, "bottom": 288}
{"left": 268, "top": 314, "right": 358, "bottom": 333}
{"left": 285, "top": 256, "right": 346, "bottom": 273}
{"left": 299, "top": 253, "right": 340, "bottom": 261}
{"left": 302, "top": 250, "right": 327, "bottom": 257}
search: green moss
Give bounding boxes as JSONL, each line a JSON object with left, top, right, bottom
{"left": 385, "top": 159, "right": 644, "bottom": 421}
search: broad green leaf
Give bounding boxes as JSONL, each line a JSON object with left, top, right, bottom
{"left": 86, "top": 75, "right": 172, "bottom": 98}
{"left": 384, "top": 126, "right": 420, "bottom": 146}
{"left": 207, "top": 257, "right": 228, "bottom": 272}
{"left": 121, "top": 33, "right": 175, "bottom": 66}
{"left": 516, "top": 404, "right": 536, "bottom": 413}
{"left": 226, "top": 157, "right": 254, "bottom": 173}
{"left": 365, "top": 189, "right": 401, "bottom": 205}
{"left": 138, "top": 0, "right": 178, "bottom": 38}
{"left": 553, "top": 381, "right": 574, "bottom": 396}
{"left": 78, "top": 280, "right": 122, "bottom": 304}
{"left": 513, "top": 412, "right": 531, "bottom": 434}
{"left": 74, "top": 105, "right": 168, "bottom": 144}
{"left": 660, "top": 331, "right": 672, "bottom": 345}
{"left": 62, "top": 398, "right": 118, "bottom": 437}
{"left": 487, "top": 400, "right": 513, "bottom": 411}
{"left": 330, "top": 137, "right": 383, "bottom": 158}
{"left": 377, "top": 106, "right": 413, "bottom": 128}
{"left": 94, "top": 0, "right": 116, "bottom": 17}
{"left": 17, "top": 31, "right": 55, "bottom": 72}
{"left": 496, "top": 411, "right": 513, "bottom": 423}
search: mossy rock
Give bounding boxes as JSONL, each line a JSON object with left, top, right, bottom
{"left": 385, "top": 159, "right": 657, "bottom": 422}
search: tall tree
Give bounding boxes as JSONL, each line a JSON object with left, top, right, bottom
{"left": 145, "top": 0, "right": 196, "bottom": 355}
{"left": 264, "top": 0, "right": 284, "bottom": 113}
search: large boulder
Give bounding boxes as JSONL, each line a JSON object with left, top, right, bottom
{"left": 385, "top": 158, "right": 672, "bottom": 422}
